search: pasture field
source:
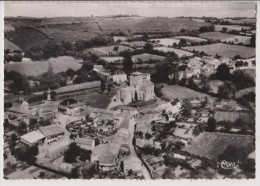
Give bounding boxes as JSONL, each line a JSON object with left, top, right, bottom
{"left": 150, "top": 38, "right": 180, "bottom": 46}
{"left": 174, "top": 36, "right": 207, "bottom": 43}
{"left": 91, "top": 45, "right": 133, "bottom": 56}
{"left": 235, "top": 87, "right": 255, "bottom": 99}
{"left": 183, "top": 43, "right": 255, "bottom": 58}
{"left": 199, "top": 32, "right": 251, "bottom": 45}
{"left": 100, "top": 56, "right": 124, "bottom": 63}
{"left": 215, "top": 24, "right": 252, "bottom": 32}
{"left": 223, "top": 18, "right": 256, "bottom": 25}
{"left": 154, "top": 46, "right": 193, "bottom": 57}
{"left": 161, "top": 84, "right": 212, "bottom": 100}
{"left": 4, "top": 56, "right": 82, "bottom": 76}
{"left": 132, "top": 53, "right": 165, "bottom": 62}
{"left": 4, "top": 38, "right": 22, "bottom": 51}
{"left": 121, "top": 41, "right": 147, "bottom": 48}
{"left": 184, "top": 132, "right": 254, "bottom": 160}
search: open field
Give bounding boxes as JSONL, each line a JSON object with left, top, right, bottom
{"left": 154, "top": 47, "right": 193, "bottom": 57}
{"left": 90, "top": 45, "right": 133, "bottom": 56}
{"left": 215, "top": 25, "right": 252, "bottom": 32}
{"left": 184, "top": 132, "right": 254, "bottom": 160}
{"left": 161, "top": 84, "right": 212, "bottom": 100}
{"left": 183, "top": 43, "right": 255, "bottom": 58}
{"left": 235, "top": 87, "right": 255, "bottom": 99}
{"left": 199, "top": 32, "right": 251, "bottom": 45}
{"left": 100, "top": 56, "right": 124, "bottom": 63}
{"left": 4, "top": 56, "right": 82, "bottom": 76}
{"left": 223, "top": 18, "right": 256, "bottom": 25}
{"left": 174, "top": 36, "right": 207, "bottom": 43}
{"left": 121, "top": 41, "right": 147, "bottom": 48}
{"left": 132, "top": 53, "right": 165, "bottom": 62}
{"left": 150, "top": 38, "right": 180, "bottom": 46}
{"left": 4, "top": 39, "right": 22, "bottom": 51}
{"left": 77, "top": 88, "right": 117, "bottom": 109}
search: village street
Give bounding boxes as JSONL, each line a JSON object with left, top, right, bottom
{"left": 128, "top": 118, "right": 151, "bottom": 179}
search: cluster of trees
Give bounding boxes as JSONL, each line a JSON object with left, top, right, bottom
{"left": 5, "top": 70, "right": 30, "bottom": 93}
{"left": 214, "top": 64, "right": 255, "bottom": 99}
{"left": 26, "top": 35, "right": 114, "bottom": 60}
{"left": 15, "top": 145, "right": 39, "bottom": 164}
{"left": 64, "top": 142, "right": 92, "bottom": 163}
{"left": 198, "top": 25, "right": 215, "bottom": 33}
{"left": 4, "top": 49, "right": 23, "bottom": 63}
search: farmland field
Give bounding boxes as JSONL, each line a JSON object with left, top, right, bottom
{"left": 100, "top": 56, "right": 124, "bottom": 63}
{"left": 174, "top": 36, "right": 207, "bottom": 43}
{"left": 121, "top": 41, "right": 147, "bottom": 48}
{"left": 4, "top": 56, "right": 82, "bottom": 76}
{"left": 154, "top": 47, "right": 193, "bottom": 57}
{"left": 223, "top": 18, "right": 256, "bottom": 25}
{"left": 161, "top": 84, "right": 212, "bottom": 100}
{"left": 215, "top": 25, "right": 252, "bottom": 32}
{"left": 199, "top": 32, "right": 251, "bottom": 45}
{"left": 132, "top": 53, "right": 165, "bottom": 62}
{"left": 235, "top": 87, "right": 255, "bottom": 99}
{"left": 150, "top": 38, "right": 180, "bottom": 46}
{"left": 91, "top": 45, "right": 133, "bottom": 56}
{"left": 184, "top": 132, "right": 254, "bottom": 160}
{"left": 183, "top": 43, "right": 255, "bottom": 58}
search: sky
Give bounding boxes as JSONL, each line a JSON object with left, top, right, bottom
{"left": 4, "top": 1, "right": 256, "bottom": 18}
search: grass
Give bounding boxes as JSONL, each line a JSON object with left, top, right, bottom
{"left": 150, "top": 38, "right": 180, "bottom": 46}
{"left": 132, "top": 53, "right": 165, "bottom": 62}
{"left": 100, "top": 56, "right": 124, "bottom": 63}
{"left": 91, "top": 45, "right": 133, "bottom": 56}
{"left": 161, "top": 84, "right": 212, "bottom": 100}
{"left": 77, "top": 88, "right": 116, "bottom": 109}
{"left": 154, "top": 47, "right": 193, "bottom": 57}
{"left": 199, "top": 32, "right": 251, "bottom": 45}
{"left": 184, "top": 132, "right": 255, "bottom": 160}
{"left": 183, "top": 43, "right": 255, "bottom": 58}
{"left": 4, "top": 56, "right": 82, "bottom": 76}
{"left": 235, "top": 87, "right": 255, "bottom": 99}
{"left": 174, "top": 36, "right": 207, "bottom": 43}
{"left": 215, "top": 25, "right": 252, "bottom": 32}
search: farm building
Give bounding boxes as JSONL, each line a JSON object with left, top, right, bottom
{"left": 99, "top": 154, "right": 118, "bottom": 171}
{"left": 184, "top": 132, "right": 255, "bottom": 160}
{"left": 39, "top": 124, "right": 64, "bottom": 144}
{"left": 91, "top": 143, "right": 121, "bottom": 162}
{"left": 20, "top": 131, "right": 46, "bottom": 146}
{"left": 75, "top": 137, "right": 95, "bottom": 151}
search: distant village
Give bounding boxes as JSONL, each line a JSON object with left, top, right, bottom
{"left": 3, "top": 14, "right": 256, "bottom": 179}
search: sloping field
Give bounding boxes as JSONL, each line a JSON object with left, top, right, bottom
{"left": 4, "top": 56, "right": 82, "bottom": 76}
{"left": 4, "top": 27, "right": 51, "bottom": 50}
{"left": 91, "top": 45, "right": 133, "bottom": 56}
{"left": 183, "top": 43, "right": 255, "bottom": 58}
{"left": 100, "top": 56, "right": 124, "bottom": 63}
{"left": 215, "top": 25, "right": 252, "bottom": 32}
{"left": 4, "top": 38, "right": 22, "bottom": 52}
{"left": 235, "top": 87, "right": 255, "bottom": 99}
{"left": 184, "top": 132, "right": 255, "bottom": 160}
{"left": 161, "top": 85, "right": 211, "bottom": 99}
{"left": 199, "top": 32, "right": 251, "bottom": 45}
{"left": 150, "top": 38, "right": 180, "bottom": 46}
{"left": 223, "top": 18, "right": 256, "bottom": 25}
{"left": 154, "top": 47, "right": 193, "bottom": 57}
{"left": 174, "top": 36, "right": 207, "bottom": 43}
{"left": 132, "top": 53, "right": 165, "bottom": 62}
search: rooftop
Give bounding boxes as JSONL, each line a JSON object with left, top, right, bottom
{"left": 39, "top": 124, "right": 64, "bottom": 138}
{"left": 131, "top": 71, "right": 143, "bottom": 76}
{"left": 75, "top": 137, "right": 93, "bottom": 146}
{"left": 20, "top": 131, "right": 45, "bottom": 144}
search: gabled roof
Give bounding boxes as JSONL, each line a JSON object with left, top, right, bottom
{"left": 39, "top": 124, "right": 64, "bottom": 137}
{"left": 20, "top": 131, "right": 45, "bottom": 144}
{"left": 67, "top": 102, "right": 86, "bottom": 109}
{"left": 75, "top": 137, "right": 93, "bottom": 146}
{"left": 99, "top": 154, "right": 117, "bottom": 165}
{"left": 131, "top": 71, "right": 143, "bottom": 76}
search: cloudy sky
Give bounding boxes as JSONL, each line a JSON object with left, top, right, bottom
{"left": 4, "top": 1, "right": 256, "bottom": 18}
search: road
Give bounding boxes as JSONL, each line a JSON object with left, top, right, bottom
{"left": 128, "top": 118, "right": 151, "bottom": 180}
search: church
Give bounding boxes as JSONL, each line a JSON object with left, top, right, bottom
{"left": 116, "top": 72, "right": 154, "bottom": 104}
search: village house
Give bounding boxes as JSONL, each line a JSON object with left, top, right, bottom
{"left": 117, "top": 72, "right": 154, "bottom": 104}
{"left": 91, "top": 143, "right": 121, "bottom": 162}
{"left": 75, "top": 137, "right": 95, "bottom": 151}
{"left": 39, "top": 124, "right": 65, "bottom": 145}
{"left": 66, "top": 102, "right": 86, "bottom": 115}
{"left": 108, "top": 71, "right": 127, "bottom": 84}
{"left": 190, "top": 99, "right": 201, "bottom": 108}
{"left": 99, "top": 154, "right": 118, "bottom": 171}
{"left": 116, "top": 105, "right": 139, "bottom": 118}
{"left": 20, "top": 131, "right": 46, "bottom": 146}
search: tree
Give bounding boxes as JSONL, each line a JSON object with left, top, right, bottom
{"left": 250, "top": 35, "right": 255, "bottom": 47}
{"left": 17, "top": 121, "right": 27, "bottom": 135}
{"left": 75, "top": 40, "right": 85, "bottom": 52}
{"left": 100, "top": 79, "right": 106, "bottom": 92}
{"left": 66, "top": 68, "right": 76, "bottom": 77}
{"left": 122, "top": 53, "right": 133, "bottom": 73}
{"left": 134, "top": 91, "right": 138, "bottom": 102}
{"left": 162, "top": 168, "right": 175, "bottom": 179}
{"left": 216, "top": 63, "right": 230, "bottom": 81}
{"left": 221, "top": 27, "right": 228, "bottom": 33}
{"left": 81, "top": 61, "right": 94, "bottom": 72}
{"left": 64, "top": 142, "right": 81, "bottom": 163}
{"left": 207, "top": 117, "right": 216, "bottom": 132}
{"left": 144, "top": 43, "right": 154, "bottom": 52}
{"left": 113, "top": 45, "right": 119, "bottom": 55}
{"left": 218, "top": 81, "right": 237, "bottom": 99}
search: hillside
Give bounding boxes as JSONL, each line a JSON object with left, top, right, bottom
{"left": 4, "top": 38, "right": 22, "bottom": 52}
